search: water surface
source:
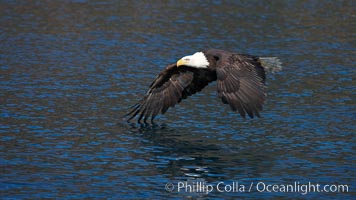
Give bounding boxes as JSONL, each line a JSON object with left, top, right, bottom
{"left": 1, "top": 1, "right": 354, "bottom": 199}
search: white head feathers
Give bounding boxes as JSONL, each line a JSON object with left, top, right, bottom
{"left": 177, "top": 52, "right": 209, "bottom": 68}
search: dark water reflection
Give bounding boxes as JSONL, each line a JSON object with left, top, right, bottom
{"left": 1, "top": 0, "right": 354, "bottom": 199}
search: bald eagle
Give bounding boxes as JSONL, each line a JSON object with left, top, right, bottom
{"left": 125, "top": 49, "right": 282, "bottom": 123}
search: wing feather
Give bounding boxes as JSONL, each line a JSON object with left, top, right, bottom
{"left": 125, "top": 65, "right": 215, "bottom": 123}
{"left": 216, "top": 54, "right": 266, "bottom": 118}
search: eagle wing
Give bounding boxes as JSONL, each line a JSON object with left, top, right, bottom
{"left": 216, "top": 54, "right": 266, "bottom": 118}
{"left": 125, "top": 64, "right": 215, "bottom": 123}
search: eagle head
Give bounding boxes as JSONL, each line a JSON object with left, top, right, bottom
{"left": 176, "top": 52, "right": 209, "bottom": 68}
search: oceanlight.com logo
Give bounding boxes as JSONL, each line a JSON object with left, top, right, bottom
{"left": 165, "top": 180, "right": 349, "bottom": 195}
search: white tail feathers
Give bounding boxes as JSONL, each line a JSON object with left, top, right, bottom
{"left": 259, "top": 57, "right": 283, "bottom": 73}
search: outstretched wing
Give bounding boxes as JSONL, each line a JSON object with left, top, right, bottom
{"left": 216, "top": 54, "right": 266, "bottom": 118}
{"left": 125, "top": 64, "right": 215, "bottom": 123}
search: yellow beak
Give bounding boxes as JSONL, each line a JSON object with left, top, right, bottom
{"left": 176, "top": 59, "right": 186, "bottom": 67}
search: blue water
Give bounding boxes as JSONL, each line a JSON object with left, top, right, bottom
{"left": 1, "top": 1, "right": 354, "bottom": 199}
